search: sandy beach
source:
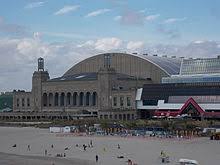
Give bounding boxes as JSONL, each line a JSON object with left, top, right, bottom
{"left": 0, "top": 127, "right": 219, "bottom": 165}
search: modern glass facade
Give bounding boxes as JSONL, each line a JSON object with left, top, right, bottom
{"left": 162, "top": 74, "right": 220, "bottom": 83}
{"left": 180, "top": 57, "right": 220, "bottom": 75}
{"left": 162, "top": 57, "right": 220, "bottom": 83}
{"left": 141, "top": 83, "right": 220, "bottom": 103}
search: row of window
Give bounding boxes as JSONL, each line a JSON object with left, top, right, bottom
{"left": 42, "top": 92, "right": 97, "bottom": 107}
{"left": 17, "top": 98, "right": 30, "bottom": 107}
{"left": 113, "top": 96, "right": 131, "bottom": 107}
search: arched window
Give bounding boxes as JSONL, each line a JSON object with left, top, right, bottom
{"left": 43, "top": 93, "right": 47, "bottom": 107}
{"left": 73, "top": 92, "right": 77, "bottom": 106}
{"left": 127, "top": 114, "right": 130, "bottom": 120}
{"left": 54, "top": 93, "right": 59, "bottom": 106}
{"left": 92, "top": 92, "right": 97, "bottom": 106}
{"left": 48, "top": 93, "right": 53, "bottom": 106}
{"left": 66, "top": 92, "right": 71, "bottom": 106}
{"left": 27, "top": 98, "right": 30, "bottom": 107}
{"left": 123, "top": 114, "right": 126, "bottom": 120}
{"left": 79, "top": 92, "right": 84, "bottom": 106}
{"left": 17, "top": 98, "right": 19, "bottom": 107}
{"left": 86, "top": 92, "right": 90, "bottom": 106}
{"left": 119, "top": 114, "right": 122, "bottom": 120}
{"left": 22, "top": 98, "right": 25, "bottom": 107}
{"left": 60, "top": 93, "right": 65, "bottom": 106}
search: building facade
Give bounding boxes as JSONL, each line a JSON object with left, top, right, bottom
{"left": 137, "top": 56, "right": 220, "bottom": 119}
{"left": 12, "top": 53, "right": 180, "bottom": 120}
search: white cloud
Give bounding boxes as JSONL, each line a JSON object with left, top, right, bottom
{"left": 85, "top": 9, "right": 111, "bottom": 18}
{"left": 77, "top": 40, "right": 94, "bottom": 47}
{"left": 139, "top": 9, "right": 147, "bottom": 13}
{"left": 24, "top": 1, "right": 46, "bottom": 9}
{"left": 163, "top": 17, "right": 186, "bottom": 24}
{"left": 1, "top": 36, "right": 220, "bottom": 92}
{"left": 114, "top": 15, "right": 122, "bottom": 21}
{"left": 54, "top": 5, "right": 80, "bottom": 15}
{"left": 94, "top": 37, "right": 122, "bottom": 51}
{"left": 145, "top": 14, "right": 160, "bottom": 21}
{"left": 33, "top": 32, "right": 42, "bottom": 40}
{"left": 127, "top": 41, "right": 144, "bottom": 50}
{"left": 193, "top": 40, "right": 205, "bottom": 44}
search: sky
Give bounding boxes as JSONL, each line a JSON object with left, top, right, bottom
{"left": 0, "top": 0, "right": 220, "bottom": 92}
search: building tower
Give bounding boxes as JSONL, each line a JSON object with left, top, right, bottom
{"left": 32, "top": 57, "right": 49, "bottom": 111}
{"left": 98, "top": 54, "right": 116, "bottom": 110}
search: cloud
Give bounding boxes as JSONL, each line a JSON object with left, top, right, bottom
{"left": 119, "top": 10, "right": 145, "bottom": 25}
{"left": 24, "top": 1, "right": 46, "bottom": 9}
{"left": 54, "top": 5, "right": 80, "bottom": 15}
{"left": 1, "top": 36, "right": 220, "bottom": 92}
{"left": 127, "top": 41, "right": 144, "bottom": 50}
{"left": 157, "top": 24, "right": 180, "bottom": 39}
{"left": 85, "top": 9, "right": 111, "bottom": 18}
{"left": 77, "top": 40, "right": 94, "bottom": 47}
{"left": 139, "top": 9, "right": 147, "bottom": 13}
{"left": 114, "top": 15, "right": 122, "bottom": 21}
{"left": 0, "top": 17, "right": 29, "bottom": 36}
{"left": 94, "top": 37, "right": 122, "bottom": 51}
{"left": 163, "top": 17, "right": 186, "bottom": 24}
{"left": 145, "top": 14, "right": 160, "bottom": 21}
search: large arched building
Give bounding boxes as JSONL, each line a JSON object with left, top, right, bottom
{"left": 13, "top": 53, "right": 181, "bottom": 120}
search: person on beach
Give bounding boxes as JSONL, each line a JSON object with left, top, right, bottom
{"left": 117, "top": 144, "right": 120, "bottom": 149}
{"left": 51, "top": 144, "right": 54, "bottom": 148}
{"left": 27, "top": 145, "right": 30, "bottom": 151}
{"left": 160, "top": 150, "right": 165, "bottom": 157}
{"left": 127, "top": 159, "right": 132, "bottom": 165}
{"left": 90, "top": 140, "right": 93, "bottom": 147}
{"left": 45, "top": 149, "right": 47, "bottom": 156}
{"left": 95, "top": 155, "right": 98, "bottom": 162}
{"left": 83, "top": 144, "right": 87, "bottom": 151}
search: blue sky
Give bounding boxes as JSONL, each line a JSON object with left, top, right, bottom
{"left": 1, "top": 0, "right": 220, "bottom": 43}
{"left": 1, "top": 0, "right": 220, "bottom": 92}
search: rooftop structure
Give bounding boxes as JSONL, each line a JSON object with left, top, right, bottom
{"left": 162, "top": 56, "right": 220, "bottom": 83}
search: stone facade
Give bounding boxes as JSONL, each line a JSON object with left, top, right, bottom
{"left": 13, "top": 53, "right": 171, "bottom": 120}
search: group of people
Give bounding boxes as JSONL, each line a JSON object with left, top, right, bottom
{"left": 12, "top": 141, "right": 140, "bottom": 164}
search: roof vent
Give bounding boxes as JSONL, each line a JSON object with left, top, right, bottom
{"left": 143, "top": 53, "right": 148, "bottom": 56}
{"left": 153, "top": 54, "right": 157, "bottom": 56}
{"left": 132, "top": 52, "right": 138, "bottom": 55}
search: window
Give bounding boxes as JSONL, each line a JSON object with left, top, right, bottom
{"left": 120, "top": 96, "right": 124, "bottom": 107}
{"left": 17, "top": 98, "right": 19, "bottom": 107}
{"left": 127, "top": 97, "right": 131, "bottom": 106}
{"left": 113, "top": 97, "right": 117, "bottom": 106}
{"left": 27, "top": 98, "right": 30, "bottom": 107}
{"left": 143, "top": 100, "right": 158, "bottom": 106}
{"left": 22, "top": 98, "right": 25, "bottom": 107}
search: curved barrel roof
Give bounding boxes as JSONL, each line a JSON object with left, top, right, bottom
{"left": 63, "top": 53, "right": 181, "bottom": 81}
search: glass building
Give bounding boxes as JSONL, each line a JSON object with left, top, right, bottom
{"left": 162, "top": 56, "right": 220, "bottom": 83}
{"left": 180, "top": 57, "right": 220, "bottom": 75}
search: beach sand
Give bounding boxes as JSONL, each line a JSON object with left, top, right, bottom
{"left": 0, "top": 127, "right": 219, "bottom": 165}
